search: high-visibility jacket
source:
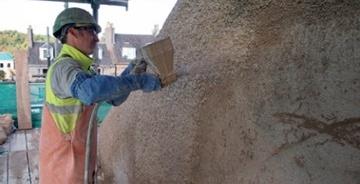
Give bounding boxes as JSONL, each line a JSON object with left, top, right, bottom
{"left": 39, "top": 44, "right": 97, "bottom": 184}
{"left": 45, "top": 44, "right": 95, "bottom": 134}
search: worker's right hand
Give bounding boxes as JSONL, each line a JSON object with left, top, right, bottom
{"left": 138, "top": 73, "right": 161, "bottom": 92}
{"left": 131, "top": 58, "right": 147, "bottom": 74}
{"left": 120, "top": 60, "right": 136, "bottom": 76}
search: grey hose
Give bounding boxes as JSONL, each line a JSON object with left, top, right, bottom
{"left": 84, "top": 103, "right": 100, "bottom": 184}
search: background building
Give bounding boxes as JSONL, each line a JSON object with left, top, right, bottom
{"left": 0, "top": 51, "right": 15, "bottom": 81}
{"left": 26, "top": 23, "right": 156, "bottom": 82}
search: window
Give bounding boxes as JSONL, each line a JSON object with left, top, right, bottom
{"left": 40, "top": 48, "right": 54, "bottom": 60}
{"left": 0, "top": 63, "right": 3, "bottom": 68}
{"left": 98, "top": 48, "right": 103, "bottom": 60}
{"left": 7, "top": 63, "right": 11, "bottom": 68}
{"left": 39, "top": 43, "right": 54, "bottom": 60}
{"left": 122, "top": 47, "right": 136, "bottom": 60}
{"left": 43, "top": 49, "right": 49, "bottom": 57}
{"left": 89, "top": 48, "right": 102, "bottom": 60}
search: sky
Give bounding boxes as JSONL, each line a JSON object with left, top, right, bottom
{"left": 0, "top": 0, "right": 177, "bottom": 36}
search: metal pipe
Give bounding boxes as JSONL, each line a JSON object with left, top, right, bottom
{"left": 85, "top": 3, "right": 100, "bottom": 184}
{"left": 46, "top": 27, "right": 51, "bottom": 68}
{"left": 91, "top": 1, "right": 100, "bottom": 74}
{"left": 84, "top": 103, "right": 100, "bottom": 184}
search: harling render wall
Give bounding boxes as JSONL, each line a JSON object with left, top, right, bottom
{"left": 98, "top": 0, "right": 360, "bottom": 183}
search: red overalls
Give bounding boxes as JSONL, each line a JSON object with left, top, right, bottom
{"left": 39, "top": 104, "right": 97, "bottom": 184}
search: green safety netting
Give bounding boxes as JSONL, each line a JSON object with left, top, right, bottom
{"left": 0, "top": 83, "right": 110, "bottom": 128}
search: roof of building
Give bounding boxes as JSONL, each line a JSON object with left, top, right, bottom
{"left": 98, "top": 43, "right": 113, "bottom": 66}
{"left": 0, "top": 52, "right": 13, "bottom": 61}
{"left": 27, "top": 34, "right": 155, "bottom": 66}
{"left": 28, "top": 42, "right": 58, "bottom": 66}
{"left": 114, "top": 34, "right": 155, "bottom": 63}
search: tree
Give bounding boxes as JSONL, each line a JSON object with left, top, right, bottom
{"left": 0, "top": 30, "right": 55, "bottom": 56}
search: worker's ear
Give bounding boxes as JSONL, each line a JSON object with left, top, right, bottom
{"left": 67, "top": 27, "right": 79, "bottom": 38}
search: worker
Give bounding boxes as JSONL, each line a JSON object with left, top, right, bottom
{"left": 38, "top": 7, "right": 160, "bottom": 184}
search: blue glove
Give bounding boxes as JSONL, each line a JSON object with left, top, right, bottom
{"left": 136, "top": 73, "right": 161, "bottom": 93}
{"left": 106, "top": 93, "right": 130, "bottom": 106}
{"left": 106, "top": 73, "right": 159, "bottom": 106}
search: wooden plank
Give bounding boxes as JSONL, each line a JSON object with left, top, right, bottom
{"left": 26, "top": 129, "right": 40, "bottom": 183}
{"left": 9, "top": 130, "right": 26, "bottom": 152}
{"left": 0, "top": 130, "right": 11, "bottom": 183}
{"left": 0, "top": 153, "right": 8, "bottom": 184}
{"left": 0, "top": 129, "right": 41, "bottom": 184}
{"left": 8, "top": 130, "right": 28, "bottom": 183}
{"left": 15, "top": 50, "right": 32, "bottom": 130}
{"left": 8, "top": 151, "right": 30, "bottom": 183}
{"left": 28, "top": 149, "right": 39, "bottom": 184}
{"left": 26, "top": 129, "right": 40, "bottom": 151}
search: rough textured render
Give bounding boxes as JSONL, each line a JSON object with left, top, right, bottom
{"left": 98, "top": 0, "right": 360, "bottom": 183}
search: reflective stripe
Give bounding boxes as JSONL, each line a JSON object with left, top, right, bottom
{"left": 45, "top": 102, "right": 85, "bottom": 115}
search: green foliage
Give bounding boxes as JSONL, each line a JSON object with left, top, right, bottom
{"left": 0, "top": 70, "right": 5, "bottom": 80}
{"left": 0, "top": 30, "right": 27, "bottom": 55}
{"left": 34, "top": 34, "right": 55, "bottom": 43}
{"left": 0, "top": 30, "right": 55, "bottom": 56}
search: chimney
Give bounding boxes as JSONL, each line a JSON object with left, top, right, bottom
{"left": 27, "top": 25, "right": 33, "bottom": 49}
{"left": 152, "top": 24, "right": 160, "bottom": 36}
{"left": 105, "top": 22, "right": 118, "bottom": 64}
{"left": 105, "top": 22, "right": 115, "bottom": 49}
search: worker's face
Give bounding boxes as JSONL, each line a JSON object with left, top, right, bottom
{"left": 69, "top": 25, "right": 99, "bottom": 55}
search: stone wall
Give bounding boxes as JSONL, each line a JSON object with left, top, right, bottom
{"left": 98, "top": 0, "right": 360, "bottom": 183}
